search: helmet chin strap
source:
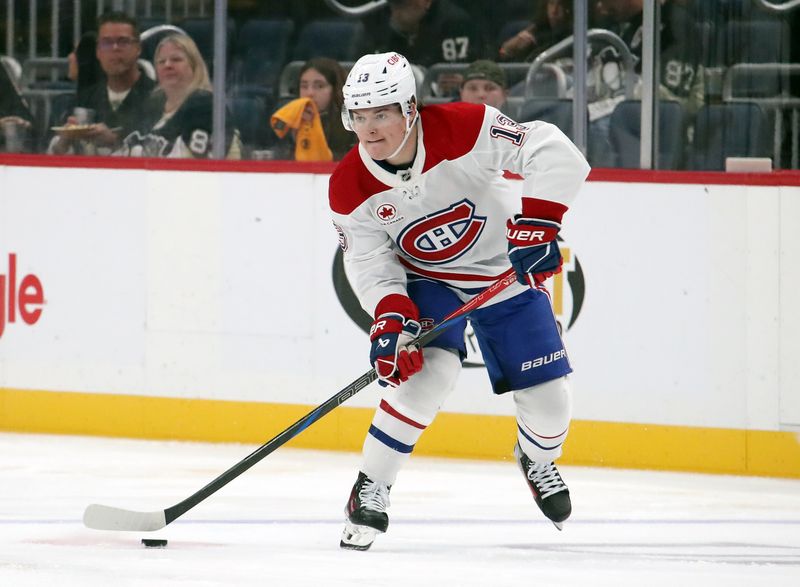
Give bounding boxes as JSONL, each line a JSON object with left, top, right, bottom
{"left": 385, "top": 110, "right": 419, "bottom": 162}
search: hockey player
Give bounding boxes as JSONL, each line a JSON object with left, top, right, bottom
{"left": 329, "top": 52, "right": 590, "bottom": 551}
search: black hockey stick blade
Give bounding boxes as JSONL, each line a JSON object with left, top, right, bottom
{"left": 83, "top": 268, "right": 517, "bottom": 531}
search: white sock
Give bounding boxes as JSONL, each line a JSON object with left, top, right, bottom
{"left": 513, "top": 376, "right": 572, "bottom": 463}
{"left": 361, "top": 348, "right": 461, "bottom": 484}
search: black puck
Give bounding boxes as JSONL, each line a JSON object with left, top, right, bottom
{"left": 141, "top": 538, "right": 168, "bottom": 548}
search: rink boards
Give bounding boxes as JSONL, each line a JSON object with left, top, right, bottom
{"left": 1, "top": 156, "right": 799, "bottom": 478}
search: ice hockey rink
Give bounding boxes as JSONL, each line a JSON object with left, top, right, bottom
{"left": 1, "top": 432, "right": 799, "bottom": 587}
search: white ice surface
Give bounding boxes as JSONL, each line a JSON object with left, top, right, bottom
{"left": 1, "top": 432, "right": 799, "bottom": 586}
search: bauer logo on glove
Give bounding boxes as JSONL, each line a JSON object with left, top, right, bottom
{"left": 506, "top": 223, "right": 559, "bottom": 244}
{"left": 506, "top": 216, "right": 563, "bottom": 287}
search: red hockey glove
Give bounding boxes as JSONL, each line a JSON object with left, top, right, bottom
{"left": 506, "top": 198, "right": 568, "bottom": 287}
{"left": 369, "top": 294, "right": 424, "bottom": 388}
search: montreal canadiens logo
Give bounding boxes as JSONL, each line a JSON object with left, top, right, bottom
{"left": 397, "top": 199, "right": 486, "bottom": 265}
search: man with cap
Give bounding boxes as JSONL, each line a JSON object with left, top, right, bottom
{"left": 459, "top": 59, "right": 508, "bottom": 112}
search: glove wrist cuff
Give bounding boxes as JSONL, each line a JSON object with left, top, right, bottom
{"left": 521, "top": 197, "right": 568, "bottom": 223}
{"left": 374, "top": 293, "right": 419, "bottom": 322}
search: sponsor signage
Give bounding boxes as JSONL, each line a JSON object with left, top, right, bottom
{"left": 0, "top": 253, "right": 45, "bottom": 339}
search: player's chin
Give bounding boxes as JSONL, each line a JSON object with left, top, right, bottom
{"left": 362, "top": 141, "right": 388, "bottom": 160}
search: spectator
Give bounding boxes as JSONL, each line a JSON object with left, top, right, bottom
{"left": 0, "top": 60, "right": 33, "bottom": 153}
{"left": 116, "top": 34, "right": 241, "bottom": 159}
{"left": 499, "top": 0, "right": 573, "bottom": 62}
{"left": 270, "top": 57, "right": 355, "bottom": 161}
{"left": 363, "top": 0, "right": 482, "bottom": 96}
{"left": 50, "top": 12, "right": 156, "bottom": 155}
{"left": 595, "top": 0, "right": 705, "bottom": 116}
{"left": 458, "top": 59, "right": 509, "bottom": 112}
{"left": 585, "top": 0, "right": 706, "bottom": 165}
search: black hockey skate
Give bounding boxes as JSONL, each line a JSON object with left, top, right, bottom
{"left": 340, "top": 472, "right": 391, "bottom": 551}
{"left": 514, "top": 443, "right": 571, "bottom": 530}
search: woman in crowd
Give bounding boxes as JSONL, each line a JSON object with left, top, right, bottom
{"left": 270, "top": 57, "right": 355, "bottom": 161}
{"left": 117, "top": 33, "right": 240, "bottom": 158}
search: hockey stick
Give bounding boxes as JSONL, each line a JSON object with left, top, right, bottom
{"left": 83, "top": 267, "right": 518, "bottom": 532}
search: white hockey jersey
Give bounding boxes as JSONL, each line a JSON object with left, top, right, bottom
{"left": 329, "top": 102, "right": 590, "bottom": 317}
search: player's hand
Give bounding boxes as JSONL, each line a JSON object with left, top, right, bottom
{"left": 506, "top": 216, "right": 563, "bottom": 287}
{"left": 369, "top": 294, "right": 424, "bottom": 388}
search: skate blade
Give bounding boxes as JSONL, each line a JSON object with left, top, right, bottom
{"left": 340, "top": 520, "right": 381, "bottom": 551}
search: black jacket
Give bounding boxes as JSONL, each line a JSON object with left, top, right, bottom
{"left": 76, "top": 69, "right": 156, "bottom": 139}
{"left": 120, "top": 90, "right": 238, "bottom": 158}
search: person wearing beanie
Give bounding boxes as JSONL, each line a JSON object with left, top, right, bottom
{"left": 459, "top": 59, "right": 508, "bottom": 112}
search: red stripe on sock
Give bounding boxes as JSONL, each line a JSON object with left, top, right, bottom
{"left": 520, "top": 420, "right": 569, "bottom": 440}
{"left": 379, "top": 399, "right": 426, "bottom": 429}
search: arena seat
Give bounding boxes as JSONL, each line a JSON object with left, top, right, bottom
{"left": 0, "top": 55, "right": 22, "bottom": 87}
{"left": 228, "top": 92, "right": 272, "bottom": 157}
{"left": 179, "top": 17, "right": 235, "bottom": 75}
{"left": 518, "top": 98, "right": 575, "bottom": 138}
{"left": 722, "top": 19, "right": 790, "bottom": 67}
{"left": 689, "top": 102, "right": 770, "bottom": 170}
{"left": 609, "top": 100, "right": 686, "bottom": 169}
{"left": 292, "top": 19, "right": 366, "bottom": 62}
{"left": 231, "top": 19, "right": 294, "bottom": 96}
{"left": 719, "top": 19, "right": 791, "bottom": 100}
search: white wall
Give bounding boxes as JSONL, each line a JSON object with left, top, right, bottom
{"left": 1, "top": 164, "right": 798, "bottom": 431}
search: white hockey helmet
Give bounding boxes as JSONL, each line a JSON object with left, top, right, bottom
{"left": 341, "top": 52, "right": 418, "bottom": 132}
